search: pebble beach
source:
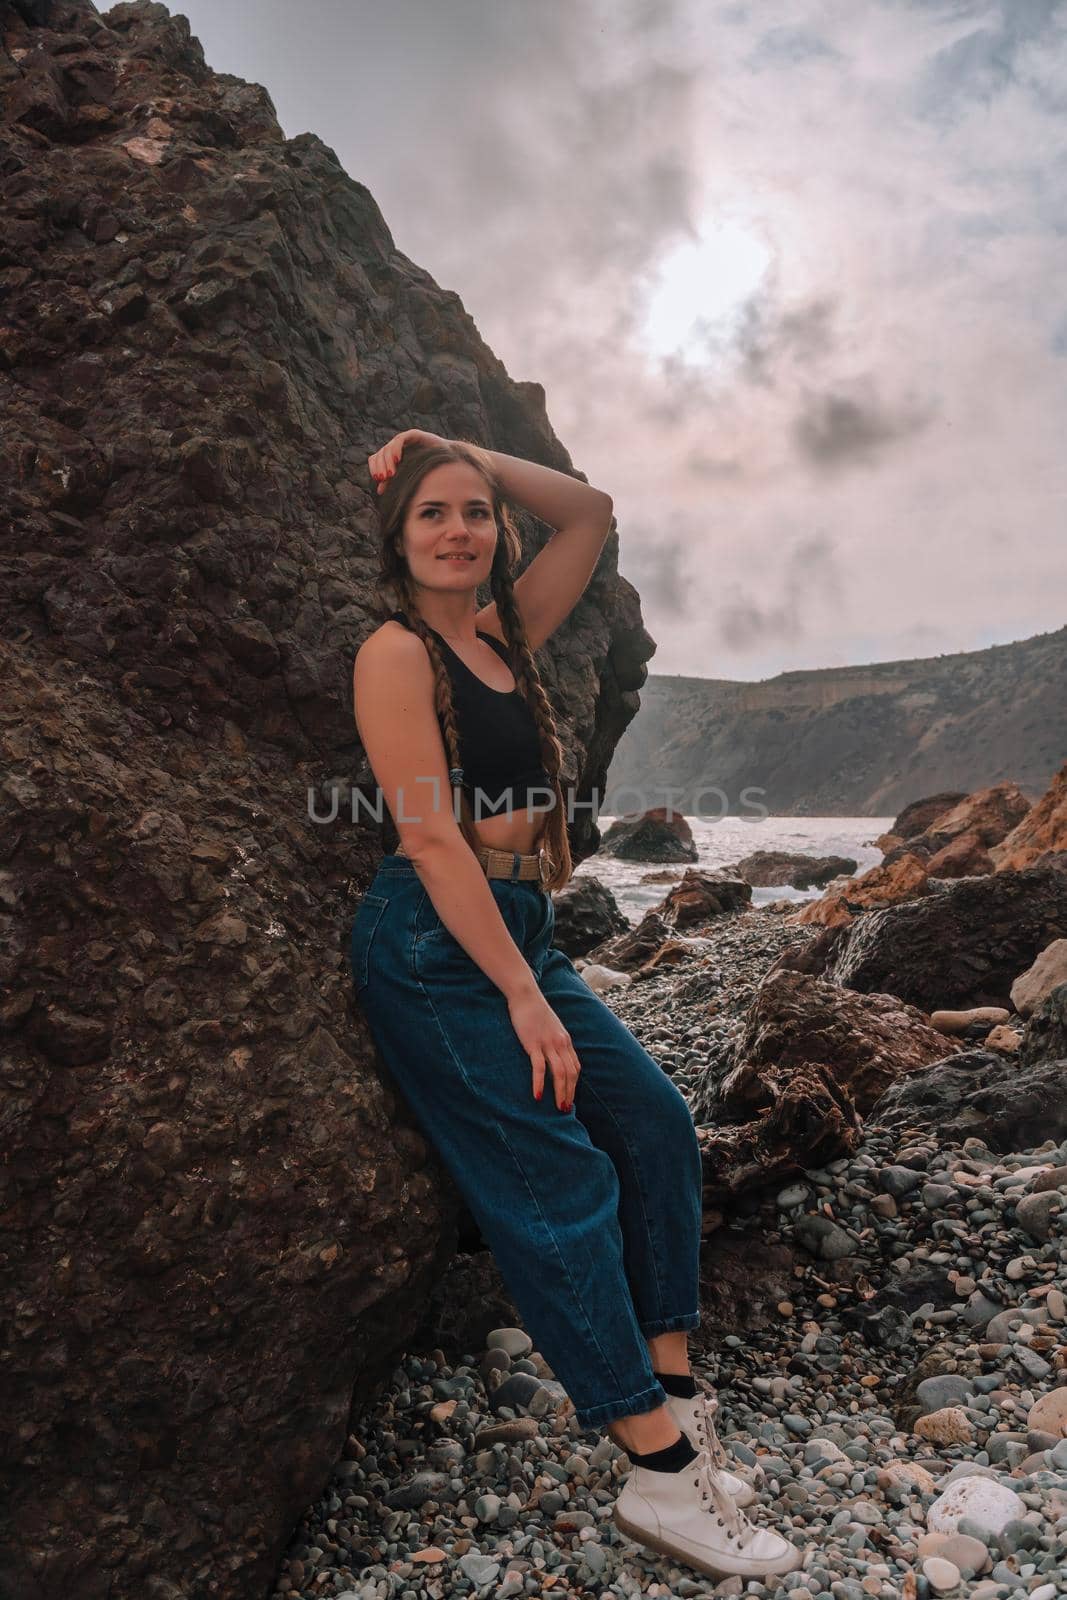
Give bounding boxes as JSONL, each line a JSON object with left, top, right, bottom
{"left": 273, "top": 905, "right": 1067, "bottom": 1600}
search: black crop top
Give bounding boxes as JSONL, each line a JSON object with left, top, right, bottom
{"left": 387, "top": 610, "right": 553, "bottom": 816}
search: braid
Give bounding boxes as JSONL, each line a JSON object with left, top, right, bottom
{"left": 489, "top": 561, "right": 573, "bottom": 892}
{"left": 396, "top": 580, "right": 486, "bottom": 861}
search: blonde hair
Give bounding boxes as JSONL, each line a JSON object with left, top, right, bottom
{"left": 373, "top": 438, "right": 574, "bottom": 892}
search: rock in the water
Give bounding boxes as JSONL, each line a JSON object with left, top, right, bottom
{"left": 734, "top": 849, "right": 858, "bottom": 889}
{"left": 598, "top": 807, "right": 698, "bottom": 862}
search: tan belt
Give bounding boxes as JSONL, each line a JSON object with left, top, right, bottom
{"left": 394, "top": 839, "right": 548, "bottom": 884}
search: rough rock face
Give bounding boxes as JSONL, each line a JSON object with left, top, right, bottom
{"left": 867, "top": 1048, "right": 1067, "bottom": 1153}
{"left": 909, "top": 782, "right": 1032, "bottom": 856}
{"left": 714, "top": 969, "right": 967, "bottom": 1117}
{"left": 696, "top": 1061, "right": 861, "bottom": 1208}
{"left": 991, "top": 758, "right": 1067, "bottom": 871}
{"left": 549, "top": 874, "right": 630, "bottom": 959}
{"left": 821, "top": 858, "right": 1067, "bottom": 1010}
{"left": 0, "top": 3, "right": 653, "bottom": 1596}
{"left": 877, "top": 792, "right": 968, "bottom": 848}
{"left": 1017, "top": 981, "right": 1067, "bottom": 1069}
{"left": 789, "top": 852, "right": 931, "bottom": 928}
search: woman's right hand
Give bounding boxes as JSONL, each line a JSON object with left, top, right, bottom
{"left": 506, "top": 986, "right": 582, "bottom": 1111}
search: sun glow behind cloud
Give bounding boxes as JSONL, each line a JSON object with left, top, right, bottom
{"left": 636, "top": 216, "right": 772, "bottom": 365}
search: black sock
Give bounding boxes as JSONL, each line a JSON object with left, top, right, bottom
{"left": 654, "top": 1368, "right": 697, "bottom": 1399}
{"left": 628, "top": 1430, "right": 699, "bottom": 1472}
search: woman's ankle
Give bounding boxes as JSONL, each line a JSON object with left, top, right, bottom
{"left": 605, "top": 1403, "right": 683, "bottom": 1456}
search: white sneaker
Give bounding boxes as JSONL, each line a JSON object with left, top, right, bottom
{"left": 663, "top": 1388, "right": 760, "bottom": 1508}
{"left": 613, "top": 1441, "right": 803, "bottom": 1582}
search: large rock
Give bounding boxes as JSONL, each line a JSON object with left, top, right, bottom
{"left": 875, "top": 792, "right": 968, "bottom": 854}
{"left": 0, "top": 4, "right": 654, "bottom": 1596}
{"left": 867, "top": 1048, "right": 1067, "bottom": 1152}
{"left": 733, "top": 849, "right": 857, "bottom": 889}
{"left": 991, "top": 759, "right": 1067, "bottom": 870}
{"left": 821, "top": 858, "right": 1067, "bottom": 1010}
{"left": 597, "top": 807, "right": 697, "bottom": 862}
{"left": 914, "top": 782, "right": 1032, "bottom": 854}
{"left": 549, "top": 875, "right": 629, "bottom": 959}
{"left": 660, "top": 866, "right": 752, "bottom": 926}
{"left": 1017, "top": 981, "right": 1067, "bottom": 1068}
{"left": 1010, "top": 941, "right": 1067, "bottom": 1019}
{"left": 788, "top": 853, "right": 931, "bottom": 928}
{"left": 587, "top": 869, "right": 750, "bottom": 972}
{"left": 697, "top": 1060, "right": 862, "bottom": 1207}
{"left": 709, "top": 969, "right": 967, "bottom": 1117}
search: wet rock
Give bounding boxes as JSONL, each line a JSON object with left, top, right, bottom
{"left": 733, "top": 849, "right": 857, "bottom": 889}
{"left": 598, "top": 807, "right": 697, "bottom": 863}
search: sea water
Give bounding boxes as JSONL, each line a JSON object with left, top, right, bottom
{"left": 573, "top": 813, "right": 896, "bottom": 925}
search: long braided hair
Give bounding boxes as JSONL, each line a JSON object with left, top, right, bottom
{"left": 373, "top": 438, "right": 575, "bottom": 893}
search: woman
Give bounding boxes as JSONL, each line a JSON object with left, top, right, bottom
{"left": 348, "top": 429, "right": 801, "bottom": 1582}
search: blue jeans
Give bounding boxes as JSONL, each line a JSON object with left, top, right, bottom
{"left": 347, "top": 852, "right": 703, "bottom": 1432}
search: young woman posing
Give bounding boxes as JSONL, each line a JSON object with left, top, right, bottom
{"left": 348, "top": 429, "right": 801, "bottom": 1582}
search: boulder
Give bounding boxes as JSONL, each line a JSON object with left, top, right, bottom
{"left": 697, "top": 1059, "right": 861, "bottom": 1207}
{"left": 868, "top": 1048, "right": 1067, "bottom": 1152}
{"left": 914, "top": 782, "right": 1032, "bottom": 854}
{"left": 732, "top": 849, "right": 857, "bottom": 889}
{"left": 926, "top": 830, "right": 995, "bottom": 877}
{"left": 788, "top": 852, "right": 931, "bottom": 927}
{"left": 822, "top": 858, "right": 1067, "bottom": 1009}
{"left": 1010, "top": 940, "right": 1067, "bottom": 1019}
{"left": 549, "top": 874, "right": 629, "bottom": 959}
{"left": 708, "top": 968, "right": 967, "bottom": 1116}
{"left": 659, "top": 867, "right": 752, "bottom": 926}
{"left": 880, "top": 792, "right": 969, "bottom": 849}
{"left": 990, "top": 758, "right": 1067, "bottom": 870}
{"left": 0, "top": 3, "right": 654, "bottom": 1594}
{"left": 597, "top": 807, "right": 697, "bottom": 862}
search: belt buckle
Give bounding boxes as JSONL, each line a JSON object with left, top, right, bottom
{"left": 538, "top": 851, "right": 550, "bottom": 888}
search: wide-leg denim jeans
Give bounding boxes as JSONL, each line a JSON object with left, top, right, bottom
{"left": 347, "top": 851, "right": 704, "bottom": 1432}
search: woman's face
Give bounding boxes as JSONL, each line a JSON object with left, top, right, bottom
{"left": 401, "top": 460, "right": 498, "bottom": 591}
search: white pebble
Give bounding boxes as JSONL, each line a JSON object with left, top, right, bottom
{"left": 923, "top": 1556, "right": 962, "bottom": 1594}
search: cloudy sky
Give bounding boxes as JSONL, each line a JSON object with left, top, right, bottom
{"left": 174, "top": 0, "right": 1066, "bottom": 680}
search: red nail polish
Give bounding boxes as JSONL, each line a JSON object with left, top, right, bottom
{"left": 535, "top": 1088, "right": 542, "bottom": 1100}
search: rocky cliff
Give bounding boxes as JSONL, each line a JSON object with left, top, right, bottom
{"left": 0, "top": 2, "right": 652, "bottom": 1595}
{"left": 603, "top": 624, "right": 1067, "bottom": 818}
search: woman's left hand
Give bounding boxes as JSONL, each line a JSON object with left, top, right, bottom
{"left": 368, "top": 429, "right": 446, "bottom": 492}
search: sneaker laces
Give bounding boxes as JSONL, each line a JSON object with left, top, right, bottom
{"left": 692, "top": 1444, "right": 758, "bottom": 1549}
{"left": 693, "top": 1388, "right": 729, "bottom": 1471}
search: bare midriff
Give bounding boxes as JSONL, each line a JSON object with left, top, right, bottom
{"left": 468, "top": 807, "right": 548, "bottom": 856}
